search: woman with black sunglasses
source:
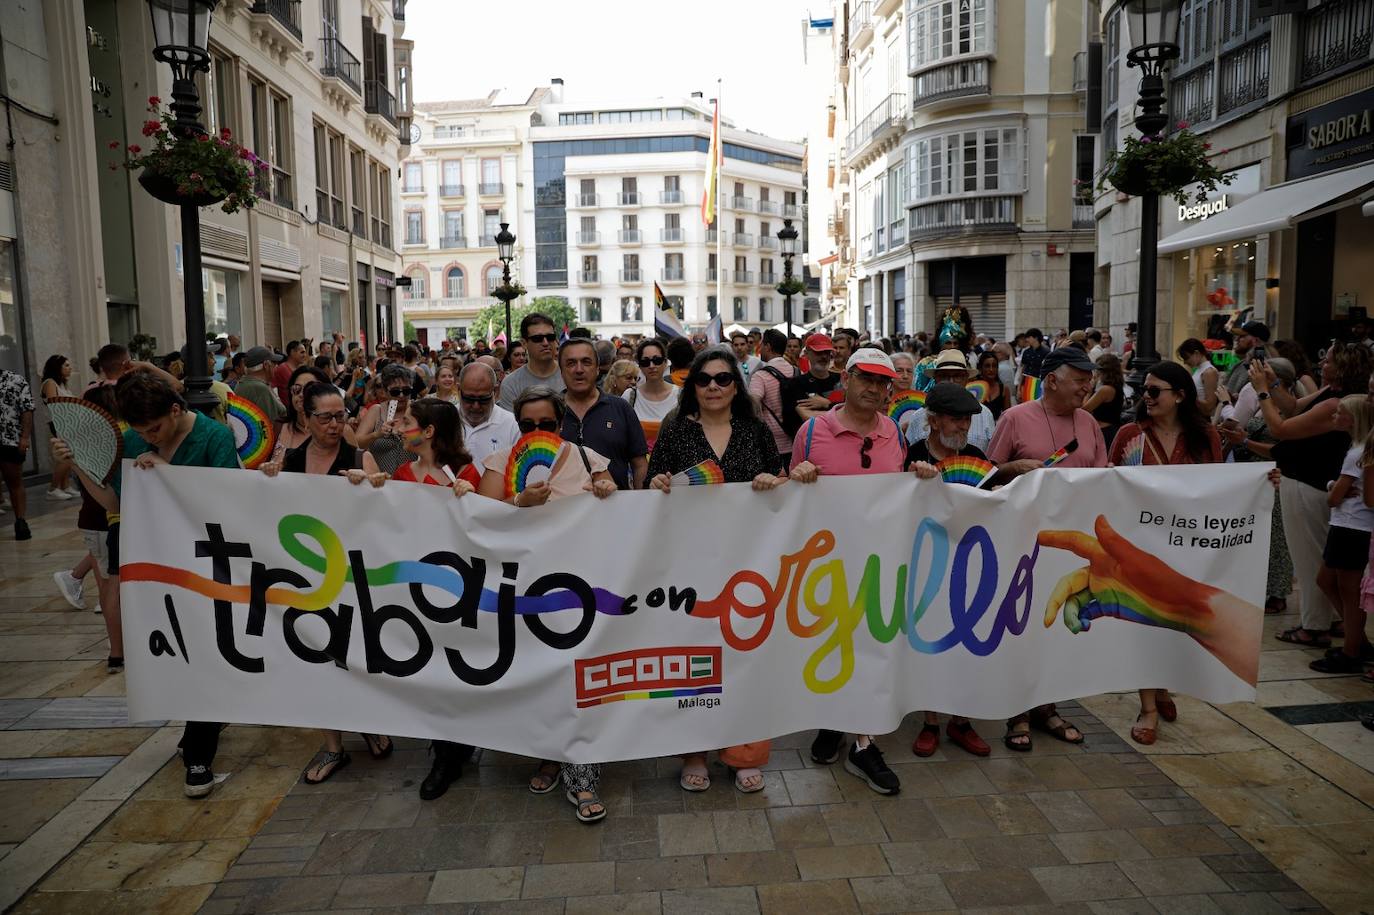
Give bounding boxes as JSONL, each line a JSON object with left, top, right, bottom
{"left": 647, "top": 347, "right": 786, "bottom": 795}
{"left": 626, "top": 339, "right": 680, "bottom": 452}
{"left": 276, "top": 365, "right": 334, "bottom": 456}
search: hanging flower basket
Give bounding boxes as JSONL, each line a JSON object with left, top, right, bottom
{"left": 1098, "top": 123, "right": 1234, "bottom": 205}
{"left": 491, "top": 281, "right": 526, "bottom": 303}
{"left": 775, "top": 277, "right": 805, "bottom": 297}
{"left": 114, "top": 97, "right": 264, "bottom": 214}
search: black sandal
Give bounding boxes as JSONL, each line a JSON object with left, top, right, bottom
{"left": 361, "top": 733, "right": 393, "bottom": 760}
{"left": 1309, "top": 653, "right": 1365, "bottom": 674}
{"left": 529, "top": 760, "right": 562, "bottom": 794}
{"left": 1030, "top": 705, "right": 1085, "bottom": 744}
{"left": 302, "top": 749, "right": 351, "bottom": 785}
{"left": 1004, "top": 714, "right": 1033, "bottom": 752}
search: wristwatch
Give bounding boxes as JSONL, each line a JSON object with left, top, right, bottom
{"left": 1257, "top": 391, "right": 1270, "bottom": 401}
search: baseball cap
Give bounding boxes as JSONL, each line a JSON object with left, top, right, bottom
{"left": 845, "top": 347, "right": 897, "bottom": 379}
{"left": 243, "top": 345, "right": 286, "bottom": 368}
{"left": 925, "top": 382, "right": 982, "bottom": 417}
{"left": 933, "top": 350, "right": 973, "bottom": 376}
{"left": 1041, "top": 346, "right": 1096, "bottom": 374}
{"left": 804, "top": 333, "right": 835, "bottom": 353}
{"left": 1239, "top": 320, "right": 1270, "bottom": 342}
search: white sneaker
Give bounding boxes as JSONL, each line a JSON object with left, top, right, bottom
{"left": 46, "top": 488, "right": 74, "bottom": 501}
{"left": 93, "top": 603, "right": 103, "bottom": 614}
{"left": 53, "top": 571, "right": 85, "bottom": 609}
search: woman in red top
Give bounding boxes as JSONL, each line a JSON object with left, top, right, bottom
{"left": 1108, "top": 360, "right": 1222, "bottom": 745}
{"left": 364, "top": 397, "right": 481, "bottom": 494}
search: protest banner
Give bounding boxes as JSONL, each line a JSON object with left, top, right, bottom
{"left": 121, "top": 463, "right": 1271, "bottom": 763}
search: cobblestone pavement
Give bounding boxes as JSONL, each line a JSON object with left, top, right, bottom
{"left": 2, "top": 499, "right": 1372, "bottom": 914}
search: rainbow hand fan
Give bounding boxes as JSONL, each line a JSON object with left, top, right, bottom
{"left": 1018, "top": 376, "right": 1043, "bottom": 403}
{"left": 935, "top": 455, "right": 998, "bottom": 489}
{"left": 503, "top": 430, "right": 565, "bottom": 498}
{"left": 671, "top": 459, "right": 725, "bottom": 487}
{"left": 226, "top": 393, "right": 275, "bottom": 469}
{"left": 1117, "top": 433, "right": 1146, "bottom": 467}
{"left": 965, "top": 380, "right": 990, "bottom": 403}
{"left": 887, "top": 390, "right": 926, "bottom": 424}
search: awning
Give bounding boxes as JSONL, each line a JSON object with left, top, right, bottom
{"left": 1158, "top": 163, "right": 1374, "bottom": 254}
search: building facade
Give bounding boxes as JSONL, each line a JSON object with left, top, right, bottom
{"left": 400, "top": 84, "right": 806, "bottom": 341}
{"left": 0, "top": 0, "right": 410, "bottom": 459}
{"left": 1093, "top": 0, "right": 1374, "bottom": 355}
{"left": 823, "top": 0, "right": 1096, "bottom": 340}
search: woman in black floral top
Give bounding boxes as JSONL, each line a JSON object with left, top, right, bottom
{"left": 646, "top": 346, "right": 786, "bottom": 797}
{"left": 647, "top": 347, "right": 788, "bottom": 488}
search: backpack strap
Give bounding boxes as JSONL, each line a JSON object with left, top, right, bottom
{"left": 804, "top": 417, "right": 817, "bottom": 462}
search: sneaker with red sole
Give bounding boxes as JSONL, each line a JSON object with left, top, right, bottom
{"left": 945, "top": 720, "right": 991, "bottom": 757}
{"left": 912, "top": 724, "right": 940, "bottom": 758}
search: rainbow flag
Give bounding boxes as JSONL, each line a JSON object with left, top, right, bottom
{"left": 1043, "top": 439, "right": 1079, "bottom": 467}
{"left": 701, "top": 97, "right": 720, "bottom": 226}
{"left": 935, "top": 456, "right": 997, "bottom": 489}
{"left": 671, "top": 459, "right": 726, "bottom": 486}
{"left": 965, "top": 380, "right": 990, "bottom": 403}
{"left": 654, "top": 282, "right": 686, "bottom": 339}
{"left": 1018, "top": 375, "right": 1043, "bottom": 403}
{"left": 887, "top": 389, "right": 926, "bottom": 424}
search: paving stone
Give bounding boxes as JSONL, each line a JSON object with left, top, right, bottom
{"left": 473, "top": 900, "right": 565, "bottom": 915}
{"left": 963, "top": 834, "right": 1069, "bottom": 868}
{"left": 1078, "top": 788, "right": 1159, "bottom": 828}
{"left": 711, "top": 809, "right": 773, "bottom": 852}
{"left": 848, "top": 873, "right": 956, "bottom": 913}
{"left": 1048, "top": 829, "right": 1153, "bottom": 864}
{"left": 1150, "top": 894, "right": 1228, "bottom": 914}
{"left": 564, "top": 890, "right": 662, "bottom": 914}
{"left": 929, "top": 760, "right": 997, "bottom": 796}
{"left": 880, "top": 839, "right": 978, "bottom": 874}
{"left": 977, "top": 793, "right": 1056, "bottom": 835}
{"left": 1130, "top": 825, "right": 1234, "bottom": 857}
{"left": 819, "top": 801, "right": 888, "bottom": 846}
{"left": 1207, "top": 891, "right": 1294, "bottom": 914}
{"left": 1026, "top": 790, "right": 1110, "bottom": 832}
{"left": 1118, "top": 857, "right": 1232, "bottom": 896}
{"left": 662, "top": 885, "right": 761, "bottom": 915}
{"left": 793, "top": 843, "right": 890, "bottom": 880}
{"left": 764, "top": 807, "right": 831, "bottom": 849}
{"left": 705, "top": 850, "right": 798, "bottom": 886}
{"left": 421, "top": 825, "right": 493, "bottom": 871}
{"left": 613, "top": 854, "right": 707, "bottom": 893}
{"left": 658, "top": 811, "right": 718, "bottom": 856}
{"left": 757, "top": 877, "right": 858, "bottom": 914}
{"left": 872, "top": 798, "right": 940, "bottom": 842}
{"left": 301, "top": 830, "right": 382, "bottom": 876}
{"left": 254, "top": 874, "right": 345, "bottom": 912}
{"left": 521, "top": 861, "right": 616, "bottom": 899}
{"left": 1030, "top": 862, "right": 1141, "bottom": 902}
{"left": 924, "top": 796, "right": 1001, "bottom": 838}
{"left": 334, "top": 872, "right": 436, "bottom": 908}
{"left": 941, "top": 866, "right": 1051, "bottom": 908}
{"left": 427, "top": 866, "right": 524, "bottom": 903}
{"left": 780, "top": 768, "right": 845, "bottom": 805}
{"left": 541, "top": 821, "right": 604, "bottom": 864}
{"left": 483, "top": 822, "right": 549, "bottom": 867}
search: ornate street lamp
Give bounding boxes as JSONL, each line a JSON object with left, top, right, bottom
{"left": 777, "top": 218, "right": 799, "bottom": 338}
{"left": 492, "top": 223, "right": 519, "bottom": 342}
{"left": 1123, "top": 0, "right": 1181, "bottom": 389}
{"left": 146, "top": 0, "right": 220, "bottom": 414}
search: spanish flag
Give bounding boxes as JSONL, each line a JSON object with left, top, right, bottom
{"left": 701, "top": 97, "right": 720, "bottom": 226}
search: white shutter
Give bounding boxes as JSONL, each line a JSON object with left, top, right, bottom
{"left": 934, "top": 293, "right": 1008, "bottom": 340}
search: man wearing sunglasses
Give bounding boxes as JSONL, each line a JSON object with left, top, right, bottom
{"left": 498, "top": 312, "right": 566, "bottom": 411}
{"left": 559, "top": 339, "right": 648, "bottom": 490}
{"left": 788, "top": 347, "right": 906, "bottom": 796}
{"left": 458, "top": 362, "right": 520, "bottom": 466}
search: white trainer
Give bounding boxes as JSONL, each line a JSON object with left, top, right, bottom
{"left": 53, "top": 571, "right": 85, "bottom": 609}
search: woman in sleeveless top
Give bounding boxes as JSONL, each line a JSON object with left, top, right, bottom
{"left": 39, "top": 354, "right": 77, "bottom": 500}
{"left": 974, "top": 351, "right": 1010, "bottom": 420}
{"left": 1084, "top": 353, "right": 1125, "bottom": 448}
{"left": 1177, "top": 338, "right": 1220, "bottom": 416}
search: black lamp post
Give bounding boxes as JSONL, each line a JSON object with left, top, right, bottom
{"left": 1123, "top": 0, "right": 1181, "bottom": 391}
{"left": 146, "top": 0, "right": 220, "bottom": 415}
{"left": 777, "top": 218, "right": 799, "bottom": 338}
{"left": 493, "top": 222, "right": 518, "bottom": 342}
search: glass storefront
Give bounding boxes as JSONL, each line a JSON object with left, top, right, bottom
{"left": 203, "top": 268, "right": 242, "bottom": 337}
{"left": 1175, "top": 240, "right": 1257, "bottom": 343}
{"left": 0, "top": 240, "right": 25, "bottom": 375}
{"left": 321, "top": 288, "right": 345, "bottom": 338}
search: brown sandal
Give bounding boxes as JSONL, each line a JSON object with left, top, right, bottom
{"left": 1157, "top": 697, "right": 1178, "bottom": 723}
{"left": 1004, "top": 714, "right": 1033, "bottom": 752}
{"left": 1130, "top": 714, "right": 1157, "bottom": 746}
{"left": 1030, "top": 705, "right": 1084, "bottom": 744}
{"left": 529, "top": 760, "right": 562, "bottom": 794}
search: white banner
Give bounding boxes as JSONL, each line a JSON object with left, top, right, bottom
{"left": 121, "top": 463, "right": 1272, "bottom": 762}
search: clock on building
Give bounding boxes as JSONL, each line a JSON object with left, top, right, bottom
{"left": 408, "top": 123, "right": 422, "bottom": 144}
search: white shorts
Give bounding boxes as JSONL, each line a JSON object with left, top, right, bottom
{"left": 81, "top": 529, "right": 109, "bottom": 570}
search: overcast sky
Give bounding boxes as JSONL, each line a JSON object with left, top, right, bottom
{"left": 407, "top": 0, "right": 826, "bottom": 143}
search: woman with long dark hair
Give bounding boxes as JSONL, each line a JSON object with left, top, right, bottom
{"left": 647, "top": 347, "right": 786, "bottom": 794}
{"left": 366, "top": 397, "right": 481, "bottom": 490}
{"left": 1272, "top": 339, "right": 1318, "bottom": 396}
{"left": 1177, "top": 338, "right": 1220, "bottom": 416}
{"left": 1084, "top": 353, "right": 1126, "bottom": 447}
{"left": 973, "top": 350, "right": 1010, "bottom": 419}
{"left": 277, "top": 365, "right": 332, "bottom": 455}
{"left": 628, "top": 338, "right": 680, "bottom": 451}
{"left": 1108, "top": 360, "right": 1221, "bottom": 745}
{"left": 39, "top": 354, "right": 78, "bottom": 500}
{"left": 1256, "top": 342, "right": 1373, "bottom": 647}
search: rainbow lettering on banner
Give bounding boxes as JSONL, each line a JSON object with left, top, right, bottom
{"left": 1018, "top": 375, "right": 1043, "bottom": 403}
{"left": 226, "top": 394, "right": 275, "bottom": 470}
{"left": 935, "top": 456, "right": 997, "bottom": 488}
{"left": 964, "top": 380, "right": 990, "bottom": 404}
{"left": 674, "top": 459, "right": 725, "bottom": 486}
{"left": 504, "top": 431, "right": 563, "bottom": 498}
{"left": 887, "top": 390, "right": 926, "bottom": 424}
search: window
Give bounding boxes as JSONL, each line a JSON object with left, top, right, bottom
{"left": 761, "top": 257, "right": 775, "bottom": 281}
{"left": 599, "top": 109, "right": 663, "bottom": 123}
{"left": 665, "top": 213, "right": 681, "bottom": 230}
{"left": 442, "top": 160, "right": 462, "bottom": 192}
{"left": 202, "top": 267, "right": 241, "bottom": 337}
{"left": 405, "top": 210, "right": 423, "bottom": 245}
{"left": 445, "top": 266, "right": 465, "bottom": 298}
{"left": 582, "top": 254, "right": 599, "bottom": 279}
{"left": 443, "top": 210, "right": 464, "bottom": 244}
{"left": 784, "top": 190, "right": 798, "bottom": 208}
{"left": 407, "top": 269, "right": 427, "bottom": 299}
{"left": 483, "top": 210, "right": 500, "bottom": 244}
{"left": 1074, "top": 135, "right": 1095, "bottom": 199}
{"left": 734, "top": 254, "right": 747, "bottom": 272}
{"left": 622, "top": 177, "right": 637, "bottom": 193}
{"left": 486, "top": 264, "right": 503, "bottom": 294}
{"left": 1105, "top": 6, "right": 1121, "bottom": 109}
{"left": 370, "top": 160, "right": 391, "bottom": 246}
{"left": 322, "top": 288, "right": 345, "bottom": 336}
{"left": 580, "top": 178, "right": 595, "bottom": 195}
{"left": 759, "top": 297, "right": 772, "bottom": 321}
{"left": 665, "top": 253, "right": 684, "bottom": 276}
{"left": 582, "top": 297, "right": 602, "bottom": 321}
{"left": 733, "top": 297, "right": 746, "bottom": 321}
{"left": 665, "top": 175, "right": 681, "bottom": 191}
{"left": 707, "top": 295, "right": 718, "bottom": 318}
{"left": 666, "top": 295, "right": 685, "bottom": 318}
{"left": 559, "top": 111, "right": 595, "bottom": 125}
{"left": 250, "top": 78, "right": 293, "bottom": 205}
{"left": 349, "top": 147, "right": 367, "bottom": 235}
{"left": 403, "top": 162, "right": 423, "bottom": 191}
{"left": 621, "top": 296, "right": 643, "bottom": 321}
{"left": 734, "top": 217, "right": 746, "bottom": 234}
{"left": 909, "top": 0, "right": 991, "bottom": 71}
{"left": 313, "top": 124, "right": 346, "bottom": 229}
{"left": 623, "top": 253, "right": 640, "bottom": 281}
{"left": 760, "top": 187, "right": 770, "bottom": 203}
{"left": 481, "top": 158, "right": 501, "bottom": 187}
{"left": 908, "top": 126, "right": 1023, "bottom": 200}
{"left": 1179, "top": 0, "right": 1215, "bottom": 69}
{"left": 623, "top": 214, "right": 639, "bottom": 231}
{"left": 199, "top": 49, "right": 235, "bottom": 138}
{"left": 760, "top": 220, "right": 771, "bottom": 239}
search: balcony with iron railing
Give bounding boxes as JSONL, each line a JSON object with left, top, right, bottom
{"left": 1218, "top": 34, "right": 1272, "bottom": 116}
{"left": 908, "top": 195, "right": 1018, "bottom": 240}
{"left": 619, "top": 229, "right": 643, "bottom": 244}
{"left": 759, "top": 271, "right": 778, "bottom": 285}
{"left": 250, "top": 0, "right": 302, "bottom": 41}
{"left": 393, "top": 0, "right": 406, "bottom": 20}
{"left": 620, "top": 269, "right": 643, "bottom": 284}
{"left": 479, "top": 182, "right": 504, "bottom": 196}
{"left": 849, "top": 0, "right": 874, "bottom": 51}
{"left": 479, "top": 234, "right": 498, "bottom": 247}
{"left": 912, "top": 59, "right": 990, "bottom": 109}
{"left": 782, "top": 203, "right": 802, "bottom": 219}
{"left": 576, "top": 231, "right": 601, "bottom": 246}
{"left": 1073, "top": 200, "right": 1094, "bottom": 229}
{"left": 730, "top": 195, "right": 754, "bottom": 211}
{"left": 732, "top": 232, "right": 754, "bottom": 247}
{"left": 441, "top": 234, "right": 467, "bottom": 248}
{"left": 1299, "top": 0, "right": 1373, "bottom": 85}
{"left": 890, "top": 219, "right": 906, "bottom": 245}
{"left": 660, "top": 227, "right": 684, "bottom": 243}
{"left": 706, "top": 229, "right": 727, "bottom": 244}
{"left": 845, "top": 92, "right": 906, "bottom": 162}
{"left": 706, "top": 268, "right": 721, "bottom": 282}
{"left": 579, "top": 270, "right": 601, "bottom": 285}
{"left": 618, "top": 191, "right": 641, "bottom": 206}
{"left": 1073, "top": 50, "right": 1088, "bottom": 91}
{"left": 759, "top": 200, "right": 782, "bottom": 215}
{"left": 759, "top": 236, "right": 778, "bottom": 250}
{"left": 319, "top": 38, "right": 362, "bottom": 95}
{"left": 439, "top": 184, "right": 464, "bottom": 197}
{"left": 571, "top": 193, "right": 600, "bottom": 208}
{"left": 364, "top": 78, "right": 397, "bottom": 126}
{"left": 733, "top": 270, "right": 754, "bottom": 285}
{"left": 661, "top": 268, "right": 685, "bottom": 282}
{"left": 660, "top": 189, "right": 684, "bottom": 204}
{"left": 1168, "top": 62, "right": 1215, "bottom": 129}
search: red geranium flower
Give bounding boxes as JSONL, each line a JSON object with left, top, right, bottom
{"left": 148, "top": 96, "right": 161, "bottom": 106}
{"left": 108, "top": 140, "right": 120, "bottom": 149}
{"left": 142, "top": 120, "right": 161, "bottom": 136}
{"left": 127, "top": 144, "right": 141, "bottom": 154}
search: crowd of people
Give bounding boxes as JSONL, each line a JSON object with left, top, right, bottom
{"left": 2, "top": 302, "right": 1371, "bottom": 821}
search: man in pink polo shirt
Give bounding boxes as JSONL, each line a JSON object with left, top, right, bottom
{"left": 788, "top": 347, "right": 905, "bottom": 795}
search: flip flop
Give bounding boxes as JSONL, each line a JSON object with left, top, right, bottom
{"left": 1275, "top": 627, "right": 1331, "bottom": 649}
{"left": 529, "top": 761, "right": 562, "bottom": 795}
{"left": 361, "top": 733, "right": 393, "bottom": 760}
{"left": 679, "top": 759, "right": 711, "bottom": 792}
{"left": 730, "top": 767, "right": 765, "bottom": 793}
{"left": 301, "top": 749, "right": 350, "bottom": 785}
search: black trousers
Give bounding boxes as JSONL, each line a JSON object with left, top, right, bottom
{"left": 179, "top": 721, "right": 222, "bottom": 769}
{"left": 433, "top": 740, "right": 474, "bottom": 764}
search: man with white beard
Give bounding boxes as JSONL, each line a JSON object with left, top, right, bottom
{"left": 905, "top": 383, "right": 991, "bottom": 469}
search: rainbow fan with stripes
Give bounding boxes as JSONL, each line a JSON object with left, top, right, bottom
{"left": 965, "top": 380, "right": 990, "bottom": 403}
{"left": 935, "top": 456, "right": 997, "bottom": 489}
{"left": 226, "top": 393, "right": 275, "bottom": 469}
{"left": 887, "top": 389, "right": 927, "bottom": 424}
{"left": 503, "top": 430, "right": 564, "bottom": 498}
{"left": 1117, "top": 433, "right": 1146, "bottom": 467}
{"left": 1018, "top": 375, "right": 1043, "bottom": 403}
{"left": 671, "top": 459, "right": 725, "bottom": 487}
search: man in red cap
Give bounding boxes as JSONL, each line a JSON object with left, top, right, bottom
{"left": 786, "top": 333, "right": 844, "bottom": 433}
{"left": 789, "top": 346, "right": 906, "bottom": 795}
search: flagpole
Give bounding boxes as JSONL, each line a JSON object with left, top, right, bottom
{"left": 715, "top": 79, "right": 723, "bottom": 335}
